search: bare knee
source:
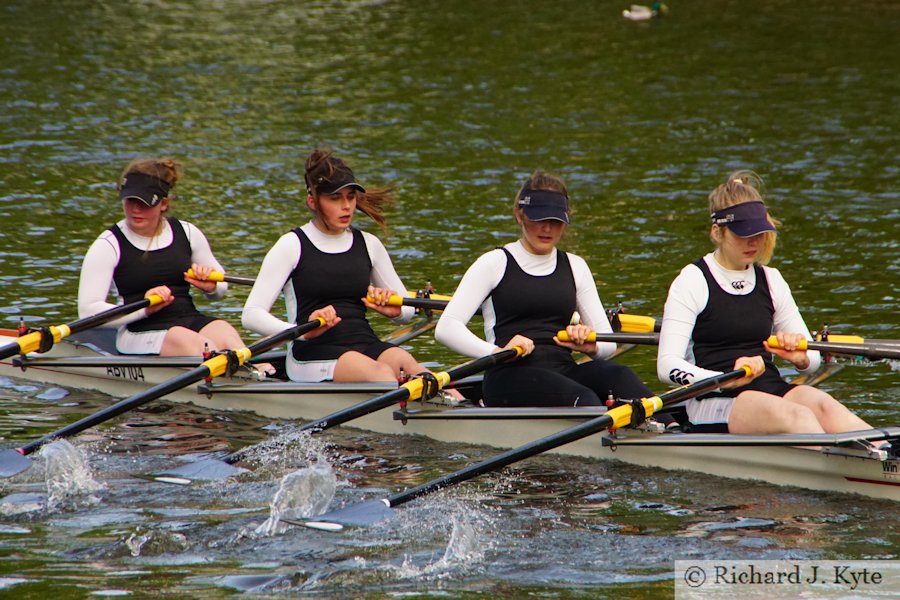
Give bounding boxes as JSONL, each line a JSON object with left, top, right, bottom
{"left": 160, "top": 327, "right": 207, "bottom": 356}
{"left": 333, "top": 352, "right": 398, "bottom": 383}
{"left": 730, "top": 393, "right": 824, "bottom": 434}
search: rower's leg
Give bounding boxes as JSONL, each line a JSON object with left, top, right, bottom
{"left": 374, "top": 347, "right": 465, "bottom": 400}
{"left": 159, "top": 326, "right": 210, "bottom": 356}
{"left": 197, "top": 319, "right": 245, "bottom": 350}
{"left": 728, "top": 390, "right": 825, "bottom": 434}
{"left": 332, "top": 351, "right": 396, "bottom": 383}
{"left": 783, "top": 385, "right": 873, "bottom": 433}
{"left": 482, "top": 366, "right": 601, "bottom": 407}
{"left": 374, "top": 346, "right": 426, "bottom": 380}
{"left": 564, "top": 359, "right": 653, "bottom": 400}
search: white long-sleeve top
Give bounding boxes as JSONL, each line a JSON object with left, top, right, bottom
{"left": 77, "top": 219, "right": 226, "bottom": 327}
{"left": 657, "top": 252, "right": 821, "bottom": 385}
{"left": 242, "top": 222, "right": 414, "bottom": 336}
{"left": 435, "top": 240, "right": 618, "bottom": 359}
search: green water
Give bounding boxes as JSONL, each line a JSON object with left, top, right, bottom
{"left": 0, "top": 0, "right": 897, "bottom": 597}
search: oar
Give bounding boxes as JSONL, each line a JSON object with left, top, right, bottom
{"left": 285, "top": 366, "right": 751, "bottom": 531}
{"left": 556, "top": 331, "right": 660, "bottom": 345}
{"left": 373, "top": 293, "right": 455, "bottom": 313}
{"left": 0, "top": 318, "right": 326, "bottom": 478}
{"left": 377, "top": 294, "right": 659, "bottom": 333}
{"left": 0, "top": 295, "right": 165, "bottom": 361}
{"left": 149, "top": 347, "right": 526, "bottom": 483}
{"left": 815, "top": 335, "right": 900, "bottom": 348}
{"left": 185, "top": 268, "right": 256, "bottom": 286}
{"left": 766, "top": 336, "right": 900, "bottom": 360}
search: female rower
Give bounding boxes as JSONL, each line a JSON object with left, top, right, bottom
{"left": 434, "top": 171, "right": 652, "bottom": 407}
{"left": 656, "top": 170, "right": 877, "bottom": 435}
{"left": 78, "top": 158, "right": 248, "bottom": 357}
{"left": 242, "top": 148, "right": 450, "bottom": 387}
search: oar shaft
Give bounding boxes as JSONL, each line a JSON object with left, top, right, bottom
{"left": 0, "top": 295, "right": 163, "bottom": 360}
{"left": 16, "top": 318, "right": 324, "bottom": 457}
{"left": 556, "top": 331, "right": 660, "bottom": 345}
{"left": 297, "top": 347, "right": 520, "bottom": 432}
{"left": 766, "top": 336, "right": 900, "bottom": 360}
{"left": 225, "top": 347, "right": 523, "bottom": 465}
{"left": 381, "top": 294, "right": 451, "bottom": 312}
{"left": 18, "top": 362, "right": 215, "bottom": 456}
{"left": 384, "top": 367, "right": 749, "bottom": 508}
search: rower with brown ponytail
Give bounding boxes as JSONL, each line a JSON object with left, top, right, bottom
{"left": 242, "top": 148, "right": 457, "bottom": 390}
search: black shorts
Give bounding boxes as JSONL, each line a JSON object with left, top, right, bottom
{"left": 292, "top": 340, "right": 398, "bottom": 362}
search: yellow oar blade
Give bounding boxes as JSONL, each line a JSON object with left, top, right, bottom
{"left": 617, "top": 314, "right": 657, "bottom": 333}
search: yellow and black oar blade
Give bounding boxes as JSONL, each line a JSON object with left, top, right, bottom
{"left": 0, "top": 295, "right": 164, "bottom": 361}
{"left": 285, "top": 366, "right": 750, "bottom": 530}
{"left": 0, "top": 318, "right": 325, "bottom": 479}
{"left": 766, "top": 336, "right": 900, "bottom": 361}
{"left": 185, "top": 269, "right": 256, "bottom": 286}
{"left": 556, "top": 331, "right": 660, "bottom": 345}
{"left": 151, "top": 348, "right": 525, "bottom": 483}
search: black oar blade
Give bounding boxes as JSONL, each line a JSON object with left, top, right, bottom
{"left": 0, "top": 449, "right": 33, "bottom": 478}
{"left": 282, "top": 499, "right": 395, "bottom": 531}
{"left": 151, "top": 458, "right": 247, "bottom": 483}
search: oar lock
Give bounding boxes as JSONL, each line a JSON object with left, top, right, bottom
{"left": 201, "top": 348, "right": 245, "bottom": 380}
{"left": 604, "top": 395, "right": 650, "bottom": 430}
{"left": 17, "top": 319, "right": 57, "bottom": 354}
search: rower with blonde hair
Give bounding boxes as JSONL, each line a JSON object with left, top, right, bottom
{"left": 657, "top": 170, "right": 880, "bottom": 438}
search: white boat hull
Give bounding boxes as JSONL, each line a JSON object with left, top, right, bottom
{"left": 1, "top": 330, "right": 897, "bottom": 501}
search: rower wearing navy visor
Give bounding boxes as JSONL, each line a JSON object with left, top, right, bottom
{"left": 242, "top": 148, "right": 461, "bottom": 394}
{"left": 657, "top": 170, "right": 882, "bottom": 439}
{"left": 77, "top": 158, "right": 255, "bottom": 359}
{"left": 435, "top": 171, "right": 652, "bottom": 407}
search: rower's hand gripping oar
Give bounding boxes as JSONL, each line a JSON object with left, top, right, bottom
{"left": 369, "top": 293, "right": 456, "bottom": 313}
{"left": 149, "top": 347, "right": 526, "bottom": 483}
{"left": 765, "top": 336, "right": 900, "bottom": 361}
{"left": 287, "top": 366, "right": 752, "bottom": 531}
{"left": 556, "top": 330, "right": 660, "bottom": 345}
{"left": 0, "top": 295, "right": 165, "bottom": 361}
{"left": 0, "top": 318, "right": 326, "bottom": 478}
{"left": 184, "top": 268, "right": 256, "bottom": 287}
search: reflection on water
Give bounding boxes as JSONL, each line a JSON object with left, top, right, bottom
{"left": 0, "top": 0, "right": 897, "bottom": 596}
{"left": 1, "top": 377, "right": 898, "bottom": 596}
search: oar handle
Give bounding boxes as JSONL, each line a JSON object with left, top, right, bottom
{"left": 766, "top": 336, "right": 900, "bottom": 360}
{"left": 556, "top": 331, "right": 660, "bottom": 345}
{"left": 185, "top": 269, "right": 257, "bottom": 286}
{"left": 384, "top": 366, "right": 750, "bottom": 508}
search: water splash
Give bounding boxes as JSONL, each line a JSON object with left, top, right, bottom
{"left": 125, "top": 526, "right": 189, "bottom": 557}
{"left": 40, "top": 439, "right": 105, "bottom": 510}
{"left": 388, "top": 495, "right": 496, "bottom": 581}
{"left": 239, "top": 427, "right": 334, "bottom": 477}
{"left": 254, "top": 463, "right": 337, "bottom": 536}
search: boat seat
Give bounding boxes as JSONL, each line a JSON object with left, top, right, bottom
{"left": 68, "top": 328, "right": 119, "bottom": 355}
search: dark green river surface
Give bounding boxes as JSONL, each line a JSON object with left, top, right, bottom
{"left": 1, "top": 1, "right": 898, "bottom": 597}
